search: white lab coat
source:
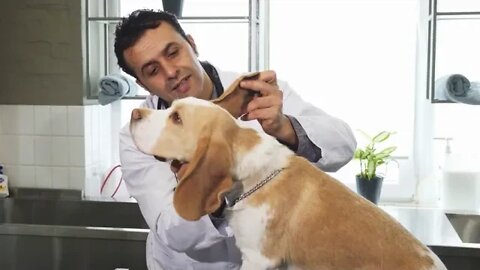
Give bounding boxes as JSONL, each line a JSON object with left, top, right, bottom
{"left": 119, "top": 69, "right": 356, "bottom": 270}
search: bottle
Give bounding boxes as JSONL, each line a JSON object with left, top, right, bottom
{"left": 437, "top": 138, "right": 480, "bottom": 211}
{"left": 0, "top": 164, "right": 9, "bottom": 198}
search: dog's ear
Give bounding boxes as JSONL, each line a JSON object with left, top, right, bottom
{"left": 173, "top": 135, "right": 234, "bottom": 221}
{"left": 212, "top": 72, "right": 260, "bottom": 118}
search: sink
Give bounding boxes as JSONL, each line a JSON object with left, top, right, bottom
{"left": 446, "top": 213, "right": 480, "bottom": 244}
{"left": 0, "top": 197, "right": 149, "bottom": 270}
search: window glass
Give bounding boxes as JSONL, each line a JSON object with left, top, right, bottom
{"left": 182, "top": 0, "right": 248, "bottom": 17}
{"left": 120, "top": 0, "right": 248, "bottom": 17}
{"left": 120, "top": 0, "right": 163, "bottom": 16}
{"left": 432, "top": 16, "right": 480, "bottom": 176}
{"left": 182, "top": 22, "right": 249, "bottom": 72}
{"left": 270, "top": 0, "right": 417, "bottom": 199}
{"left": 438, "top": 0, "right": 480, "bottom": 12}
{"left": 435, "top": 19, "right": 480, "bottom": 82}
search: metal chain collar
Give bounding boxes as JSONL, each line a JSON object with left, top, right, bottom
{"left": 228, "top": 168, "right": 284, "bottom": 207}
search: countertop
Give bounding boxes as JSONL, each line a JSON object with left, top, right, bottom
{"left": 1, "top": 195, "right": 479, "bottom": 250}
{"left": 381, "top": 205, "right": 480, "bottom": 262}
{"left": 382, "top": 206, "right": 464, "bottom": 247}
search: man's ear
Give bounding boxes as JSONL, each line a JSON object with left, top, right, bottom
{"left": 212, "top": 72, "right": 260, "bottom": 118}
{"left": 173, "top": 134, "right": 234, "bottom": 221}
{"left": 186, "top": 34, "right": 199, "bottom": 55}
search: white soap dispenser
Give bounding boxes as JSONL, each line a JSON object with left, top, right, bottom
{"left": 433, "top": 137, "right": 454, "bottom": 173}
{"left": 437, "top": 138, "right": 480, "bottom": 211}
{"left": 0, "top": 163, "right": 9, "bottom": 198}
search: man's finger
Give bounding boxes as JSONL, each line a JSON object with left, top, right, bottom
{"left": 240, "top": 80, "right": 275, "bottom": 96}
{"left": 243, "top": 107, "right": 276, "bottom": 121}
{"left": 257, "top": 70, "right": 277, "bottom": 84}
{"left": 246, "top": 95, "right": 280, "bottom": 113}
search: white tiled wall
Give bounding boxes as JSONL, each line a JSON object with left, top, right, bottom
{"left": 0, "top": 104, "right": 115, "bottom": 196}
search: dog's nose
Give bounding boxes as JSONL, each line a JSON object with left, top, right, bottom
{"left": 131, "top": 108, "right": 143, "bottom": 121}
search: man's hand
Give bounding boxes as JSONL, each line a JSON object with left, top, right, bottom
{"left": 240, "top": 70, "right": 298, "bottom": 149}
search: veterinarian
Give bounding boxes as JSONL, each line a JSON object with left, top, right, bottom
{"left": 116, "top": 9, "right": 356, "bottom": 270}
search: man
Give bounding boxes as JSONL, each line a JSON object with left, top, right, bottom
{"left": 116, "top": 9, "right": 356, "bottom": 270}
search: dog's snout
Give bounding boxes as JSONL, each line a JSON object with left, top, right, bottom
{"left": 131, "top": 108, "right": 143, "bottom": 121}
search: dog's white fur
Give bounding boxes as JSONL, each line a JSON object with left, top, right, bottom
{"left": 130, "top": 97, "right": 446, "bottom": 270}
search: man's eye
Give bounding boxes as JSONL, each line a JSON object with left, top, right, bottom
{"left": 149, "top": 67, "right": 158, "bottom": 76}
{"left": 170, "top": 111, "right": 182, "bottom": 124}
{"left": 168, "top": 49, "right": 178, "bottom": 58}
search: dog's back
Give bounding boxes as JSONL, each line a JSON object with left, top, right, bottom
{"left": 236, "top": 156, "right": 446, "bottom": 270}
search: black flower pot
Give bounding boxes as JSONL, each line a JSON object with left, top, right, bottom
{"left": 162, "top": 0, "right": 184, "bottom": 17}
{"left": 356, "top": 175, "right": 383, "bottom": 205}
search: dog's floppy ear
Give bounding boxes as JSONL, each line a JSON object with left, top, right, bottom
{"left": 212, "top": 72, "right": 260, "bottom": 118}
{"left": 173, "top": 134, "right": 234, "bottom": 221}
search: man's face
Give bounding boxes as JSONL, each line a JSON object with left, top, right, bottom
{"left": 123, "top": 22, "right": 211, "bottom": 104}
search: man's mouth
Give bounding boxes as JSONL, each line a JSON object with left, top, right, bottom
{"left": 172, "top": 76, "right": 190, "bottom": 94}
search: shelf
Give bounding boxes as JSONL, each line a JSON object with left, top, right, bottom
{"left": 437, "top": 12, "right": 480, "bottom": 21}
{"left": 87, "top": 16, "right": 250, "bottom": 24}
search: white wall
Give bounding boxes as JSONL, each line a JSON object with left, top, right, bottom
{"left": 0, "top": 104, "right": 114, "bottom": 197}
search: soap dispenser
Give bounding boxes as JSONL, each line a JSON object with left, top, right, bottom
{"left": 0, "top": 163, "right": 9, "bottom": 198}
{"left": 436, "top": 137, "right": 480, "bottom": 211}
{"left": 434, "top": 137, "right": 453, "bottom": 171}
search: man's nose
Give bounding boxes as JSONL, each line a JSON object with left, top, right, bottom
{"left": 163, "top": 62, "right": 179, "bottom": 79}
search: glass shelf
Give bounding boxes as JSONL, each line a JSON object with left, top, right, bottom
{"left": 437, "top": 11, "right": 480, "bottom": 20}
{"left": 427, "top": 0, "right": 480, "bottom": 103}
{"left": 87, "top": 16, "right": 250, "bottom": 24}
{"left": 437, "top": 0, "right": 480, "bottom": 13}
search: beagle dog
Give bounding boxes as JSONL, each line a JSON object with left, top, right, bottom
{"left": 129, "top": 74, "right": 446, "bottom": 270}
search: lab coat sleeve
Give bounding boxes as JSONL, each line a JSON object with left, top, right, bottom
{"left": 280, "top": 80, "right": 357, "bottom": 172}
{"left": 119, "top": 125, "right": 233, "bottom": 252}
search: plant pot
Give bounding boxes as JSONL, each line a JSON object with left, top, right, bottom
{"left": 162, "top": 0, "right": 184, "bottom": 17}
{"left": 356, "top": 175, "right": 383, "bottom": 205}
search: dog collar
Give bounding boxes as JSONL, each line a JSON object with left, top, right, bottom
{"left": 226, "top": 168, "right": 284, "bottom": 207}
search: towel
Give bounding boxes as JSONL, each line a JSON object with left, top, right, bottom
{"left": 435, "top": 74, "right": 480, "bottom": 105}
{"left": 98, "top": 74, "right": 138, "bottom": 105}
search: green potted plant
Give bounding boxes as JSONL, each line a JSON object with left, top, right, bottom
{"left": 354, "top": 130, "right": 397, "bottom": 204}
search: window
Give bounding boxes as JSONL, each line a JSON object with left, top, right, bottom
{"left": 89, "top": 0, "right": 420, "bottom": 202}
{"left": 428, "top": 0, "right": 480, "bottom": 208}
{"left": 269, "top": 0, "right": 419, "bottom": 201}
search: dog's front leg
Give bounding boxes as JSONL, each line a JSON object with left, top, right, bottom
{"left": 240, "top": 248, "right": 279, "bottom": 270}
{"left": 228, "top": 206, "right": 280, "bottom": 269}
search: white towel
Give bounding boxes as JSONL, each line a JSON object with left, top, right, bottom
{"left": 98, "top": 74, "right": 138, "bottom": 105}
{"left": 435, "top": 74, "right": 480, "bottom": 105}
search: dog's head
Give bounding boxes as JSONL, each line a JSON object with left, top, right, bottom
{"left": 130, "top": 98, "right": 238, "bottom": 221}
{"left": 129, "top": 73, "right": 262, "bottom": 221}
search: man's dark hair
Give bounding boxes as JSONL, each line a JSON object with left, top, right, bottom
{"left": 114, "top": 9, "right": 189, "bottom": 78}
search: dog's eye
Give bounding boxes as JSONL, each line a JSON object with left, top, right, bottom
{"left": 170, "top": 111, "right": 182, "bottom": 125}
